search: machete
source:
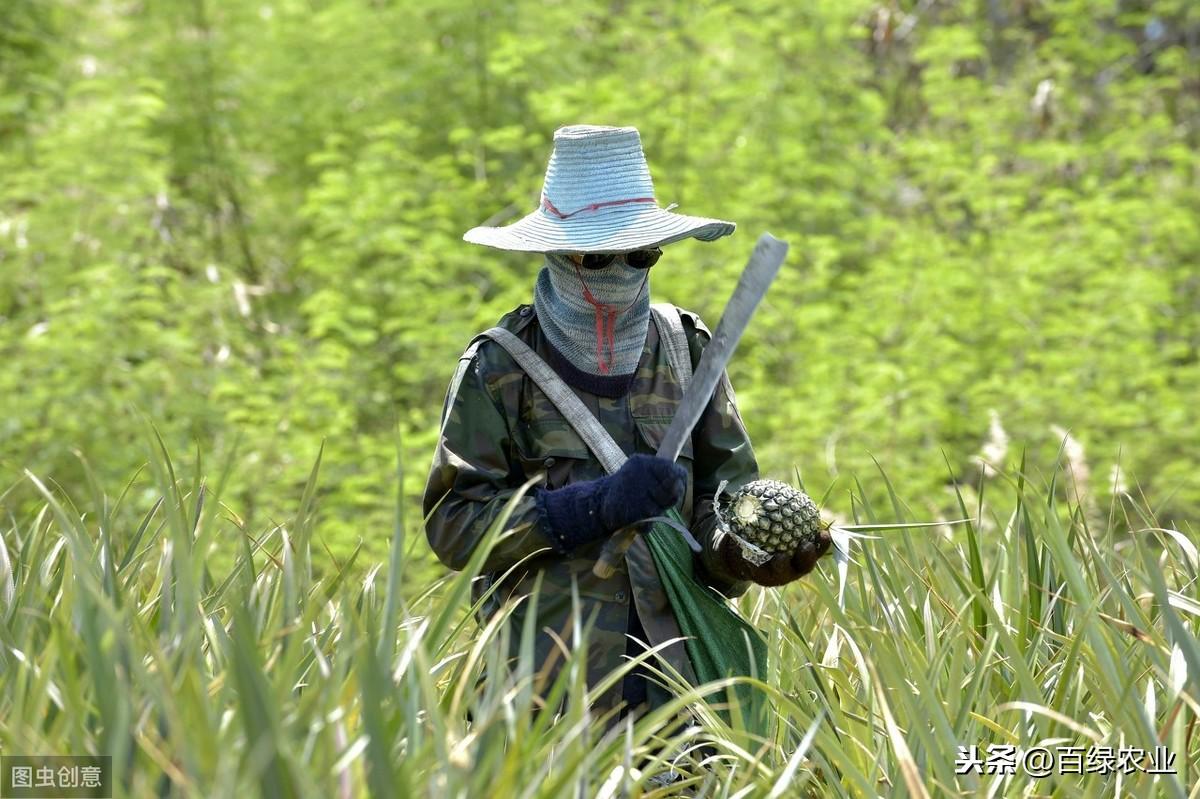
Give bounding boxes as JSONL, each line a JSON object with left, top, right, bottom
{"left": 593, "top": 232, "right": 789, "bottom": 578}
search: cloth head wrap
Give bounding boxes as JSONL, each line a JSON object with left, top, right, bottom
{"left": 533, "top": 253, "right": 650, "bottom": 383}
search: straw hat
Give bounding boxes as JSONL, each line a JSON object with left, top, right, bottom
{"left": 463, "top": 125, "right": 736, "bottom": 253}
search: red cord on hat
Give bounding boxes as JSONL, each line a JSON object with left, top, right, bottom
{"left": 573, "top": 262, "right": 649, "bottom": 374}
{"left": 542, "top": 196, "right": 655, "bottom": 219}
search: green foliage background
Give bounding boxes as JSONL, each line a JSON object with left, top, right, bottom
{"left": 2, "top": 0, "right": 1197, "bottom": 566}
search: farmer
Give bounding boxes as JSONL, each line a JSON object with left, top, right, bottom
{"left": 423, "top": 125, "right": 831, "bottom": 722}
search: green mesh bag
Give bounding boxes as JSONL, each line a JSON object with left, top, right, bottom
{"left": 645, "top": 508, "right": 769, "bottom": 737}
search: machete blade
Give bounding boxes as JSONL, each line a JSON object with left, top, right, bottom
{"left": 656, "top": 233, "right": 788, "bottom": 463}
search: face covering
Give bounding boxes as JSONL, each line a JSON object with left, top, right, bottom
{"left": 533, "top": 252, "right": 651, "bottom": 383}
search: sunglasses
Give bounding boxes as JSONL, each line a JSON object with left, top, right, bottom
{"left": 577, "top": 248, "right": 663, "bottom": 270}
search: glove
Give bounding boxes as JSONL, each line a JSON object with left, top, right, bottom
{"left": 535, "top": 453, "right": 687, "bottom": 554}
{"left": 715, "top": 527, "right": 833, "bottom": 587}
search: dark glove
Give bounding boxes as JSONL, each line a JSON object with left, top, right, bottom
{"left": 535, "top": 453, "right": 687, "bottom": 554}
{"left": 715, "top": 527, "right": 833, "bottom": 587}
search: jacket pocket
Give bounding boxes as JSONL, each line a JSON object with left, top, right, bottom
{"left": 630, "top": 414, "right": 695, "bottom": 461}
{"left": 631, "top": 414, "right": 695, "bottom": 522}
{"left": 514, "top": 420, "right": 602, "bottom": 490}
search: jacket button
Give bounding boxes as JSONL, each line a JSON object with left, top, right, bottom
{"left": 614, "top": 591, "right": 627, "bottom": 602}
{"left": 543, "top": 457, "right": 556, "bottom": 469}
{"left": 519, "top": 306, "right": 532, "bottom": 317}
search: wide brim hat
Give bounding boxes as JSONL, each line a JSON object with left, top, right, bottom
{"left": 463, "top": 124, "right": 736, "bottom": 253}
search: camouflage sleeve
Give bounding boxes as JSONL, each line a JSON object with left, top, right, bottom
{"left": 422, "top": 343, "right": 553, "bottom": 573}
{"left": 683, "top": 316, "right": 759, "bottom": 599}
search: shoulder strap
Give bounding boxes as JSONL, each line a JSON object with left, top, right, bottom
{"left": 650, "top": 303, "right": 692, "bottom": 391}
{"left": 479, "top": 327, "right": 628, "bottom": 475}
{"left": 437, "top": 307, "right": 537, "bottom": 438}
{"left": 443, "top": 305, "right": 692, "bottom": 475}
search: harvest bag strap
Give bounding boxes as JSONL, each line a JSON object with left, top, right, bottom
{"left": 475, "top": 304, "right": 693, "bottom": 476}
{"left": 483, "top": 326, "right": 627, "bottom": 473}
{"left": 438, "top": 307, "right": 536, "bottom": 440}
{"left": 650, "top": 303, "right": 692, "bottom": 394}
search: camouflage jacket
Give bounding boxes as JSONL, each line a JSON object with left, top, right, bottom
{"left": 423, "top": 302, "right": 759, "bottom": 717}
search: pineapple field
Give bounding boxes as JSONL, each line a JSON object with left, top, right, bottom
{"left": 0, "top": 435, "right": 1195, "bottom": 796}
{"left": 2, "top": 0, "right": 1199, "bottom": 795}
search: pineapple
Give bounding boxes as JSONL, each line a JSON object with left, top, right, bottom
{"left": 717, "top": 479, "right": 828, "bottom": 558}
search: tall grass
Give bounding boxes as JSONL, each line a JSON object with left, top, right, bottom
{"left": 0, "top": 434, "right": 1195, "bottom": 797}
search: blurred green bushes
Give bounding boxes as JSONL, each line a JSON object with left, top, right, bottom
{"left": 2, "top": 0, "right": 1197, "bottom": 562}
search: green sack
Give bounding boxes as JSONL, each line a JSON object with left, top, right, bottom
{"left": 644, "top": 508, "right": 769, "bottom": 737}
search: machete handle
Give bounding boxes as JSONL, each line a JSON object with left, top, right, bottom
{"left": 593, "top": 525, "right": 638, "bottom": 578}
